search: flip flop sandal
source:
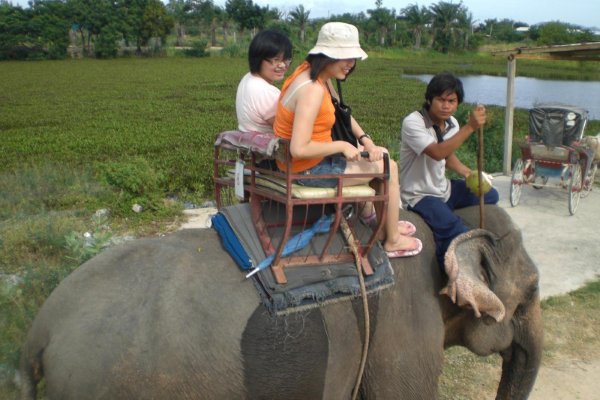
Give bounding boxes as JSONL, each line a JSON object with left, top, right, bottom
{"left": 398, "top": 220, "right": 417, "bottom": 236}
{"left": 385, "top": 238, "right": 423, "bottom": 258}
{"left": 362, "top": 214, "right": 417, "bottom": 237}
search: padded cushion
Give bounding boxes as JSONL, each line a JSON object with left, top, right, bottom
{"left": 253, "top": 174, "right": 375, "bottom": 199}
{"left": 227, "top": 169, "right": 375, "bottom": 199}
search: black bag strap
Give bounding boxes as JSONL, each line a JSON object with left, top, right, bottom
{"left": 327, "top": 79, "right": 345, "bottom": 105}
{"left": 419, "top": 108, "right": 444, "bottom": 143}
{"left": 336, "top": 79, "right": 344, "bottom": 103}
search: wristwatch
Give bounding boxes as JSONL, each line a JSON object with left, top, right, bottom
{"left": 358, "top": 134, "right": 371, "bottom": 144}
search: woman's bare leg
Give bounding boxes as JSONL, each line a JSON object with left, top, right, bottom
{"left": 380, "top": 159, "right": 418, "bottom": 251}
{"left": 344, "top": 159, "right": 418, "bottom": 252}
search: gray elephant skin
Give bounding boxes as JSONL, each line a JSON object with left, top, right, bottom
{"left": 20, "top": 205, "right": 542, "bottom": 399}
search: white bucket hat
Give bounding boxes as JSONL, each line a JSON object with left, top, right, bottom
{"left": 308, "top": 22, "right": 368, "bottom": 60}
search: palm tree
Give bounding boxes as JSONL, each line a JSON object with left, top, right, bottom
{"left": 217, "top": 9, "right": 233, "bottom": 44}
{"left": 367, "top": 0, "right": 395, "bottom": 47}
{"left": 289, "top": 5, "right": 310, "bottom": 43}
{"left": 429, "top": 1, "right": 466, "bottom": 53}
{"left": 401, "top": 3, "right": 431, "bottom": 49}
{"left": 456, "top": 10, "right": 474, "bottom": 49}
{"left": 166, "top": 0, "right": 189, "bottom": 47}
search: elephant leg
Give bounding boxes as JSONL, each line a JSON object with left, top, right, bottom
{"left": 496, "top": 293, "right": 543, "bottom": 400}
{"left": 361, "top": 283, "right": 445, "bottom": 399}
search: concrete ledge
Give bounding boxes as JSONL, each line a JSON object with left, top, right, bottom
{"left": 179, "top": 207, "right": 218, "bottom": 230}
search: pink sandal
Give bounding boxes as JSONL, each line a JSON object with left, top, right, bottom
{"left": 385, "top": 238, "right": 423, "bottom": 258}
{"left": 362, "top": 213, "right": 417, "bottom": 237}
{"left": 398, "top": 220, "right": 417, "bottom": 236}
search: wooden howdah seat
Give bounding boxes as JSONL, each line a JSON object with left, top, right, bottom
{"left": 213, "top": 130, "right": 390, "bottom": 284}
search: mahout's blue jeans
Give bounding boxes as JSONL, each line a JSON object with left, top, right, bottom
{"left": 408, "top": 179, "right": 499, "bottom": 267}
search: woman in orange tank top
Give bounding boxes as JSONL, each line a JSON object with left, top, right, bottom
{"left": 273, "top": 22, "right": 422, "bottom": 258}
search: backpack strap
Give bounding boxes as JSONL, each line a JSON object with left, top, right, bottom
{"left": 324, "top": 79, "right": 346, "bottom": 103}
{"left": 336, "top": 79, "right": 344, "bottom": 103}
{"left": 419, "top": 108, "right": 445, "bottom": 143}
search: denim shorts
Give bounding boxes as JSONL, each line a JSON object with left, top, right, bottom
{"left": 295, "top": 155, "right": 347, "bottom": 188}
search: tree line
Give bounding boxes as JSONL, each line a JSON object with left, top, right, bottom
{"left": 1, "top": 0, "right": 597, "bottom": 60}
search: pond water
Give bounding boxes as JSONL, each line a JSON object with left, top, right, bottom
{"left": 403, "top": 74, "right": 600, "bottom": 120}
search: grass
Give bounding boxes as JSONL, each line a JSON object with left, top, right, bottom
{"left": 2, "top": 55, "right": 599, "bottom": 195}
{"left": 0, "top": 57, "right": 247, "bottom": 196}
{"left": 1, "top": 52, "right": 599, "bottom": 397}
{"left": 541, "top": 281, "right": 600, "bottom": 361}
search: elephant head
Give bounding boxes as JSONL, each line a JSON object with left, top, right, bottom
{"left": 441, "top": 207, "right": 543, "bottom": 400}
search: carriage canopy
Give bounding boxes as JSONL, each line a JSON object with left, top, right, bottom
{"left": 529, "top": 104, "right": 589, "bottom": 147}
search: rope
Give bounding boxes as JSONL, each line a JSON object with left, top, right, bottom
{"left": 339, "top": 217, "right": 370, "bottom": 400}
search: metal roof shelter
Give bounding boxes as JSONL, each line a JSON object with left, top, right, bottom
{"left": 492, "top": 42, "right": 600, "bottom": 174}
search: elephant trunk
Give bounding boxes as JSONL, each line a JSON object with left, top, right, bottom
{"left": 496, "top": 291, "right": 543, "bottom": 400}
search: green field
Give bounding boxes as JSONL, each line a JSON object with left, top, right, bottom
{"left": 1, "top": 53, "right": 600, "bottom": 398}
{"left": 2, "top": 55, "right": 599, "bottom": 196}
{"left": 1, "top": 57, "right": 249, "bottom": 196}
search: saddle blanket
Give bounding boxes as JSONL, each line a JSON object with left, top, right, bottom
{"left": 214, "top": 203, "right": 394, "bottom": 315}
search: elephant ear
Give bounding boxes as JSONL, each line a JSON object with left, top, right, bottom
{"left": 440, "top": 229, "right": 506, "bottom": 322}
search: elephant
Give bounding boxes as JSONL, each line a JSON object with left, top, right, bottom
{"left": 19, "top": 205, "right": 542, "bottom": 399}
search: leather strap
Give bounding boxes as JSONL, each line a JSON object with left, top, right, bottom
{"left": 419, "top": 108, "right": 445, "bottom": 143}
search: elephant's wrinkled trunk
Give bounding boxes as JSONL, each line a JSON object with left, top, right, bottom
{"left": 496, "top": 291, "right": 543, "bottom": 400}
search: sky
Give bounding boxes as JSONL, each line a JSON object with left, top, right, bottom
{"left": 9, "top": 0, "right": 600, "bottom": 29}
{"left": 221, "top": 0, "right": 600, "bottom": 29}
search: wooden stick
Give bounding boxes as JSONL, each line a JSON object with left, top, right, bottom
{"left": 478, "top": 125, "right": 485, "bottom": 229}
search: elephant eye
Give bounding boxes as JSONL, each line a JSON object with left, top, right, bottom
{"left": 479, "top": 270, "right": 489, "bottom": 285}
{"left": 479, "top": 251, "right": 495, "bottom": 286}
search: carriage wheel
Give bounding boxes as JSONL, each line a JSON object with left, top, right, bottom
{"left": 568, "top": 163, "right": 582, "bottom": 215}
{"left": 581, "top": 162, "right": 598, "bottom": 199}
{"left": 510, "top": 158, "right": 524, "bottom": 207}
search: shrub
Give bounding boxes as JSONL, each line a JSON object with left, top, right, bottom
{"left": 95, "top": 157, "right": 166, "bottom": 214}
{"left": 184, "top": 39, "right": 208, "bottom": 57}
{"left": 63, "top": 214, "right": 113, "bottom": 265}
{"left": 221, "top": 42, "right": 243, "bottom": 58}
{"left": 94, "top": 25, "right": 121, "bottom": 59}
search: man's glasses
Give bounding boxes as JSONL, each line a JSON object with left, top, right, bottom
{"left": 266, "top": 58, "right": 292, "bottom": 68}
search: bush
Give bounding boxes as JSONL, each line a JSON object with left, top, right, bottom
{"left": 94, "top": 25, "right": 120, "bottom": 58}
{"left": 221, "top": 42, "right": 243, "bottom": 58}
{"left": 63, "top": 214, "right": 113, "bottom": 265}
{"left": 94, "top": 157, "right": 163, "bottom": 212}
{"left": 184, "top": 39, "right": 208, "bottom": 57}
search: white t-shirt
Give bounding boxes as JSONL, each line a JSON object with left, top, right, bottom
{"left": 235, "top": 72, "right": 280, "bottom": 134}
{"left": 399, "top": 110, "right": 459, "bottom": 208}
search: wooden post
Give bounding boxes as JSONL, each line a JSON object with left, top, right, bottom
{"left": 478, "top": 125, "right": 485, "bottom": 229}
{"left": 503, "top": 55, "right": 516, "bottom": 175}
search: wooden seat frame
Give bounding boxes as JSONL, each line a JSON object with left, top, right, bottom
{"left": 214, "top": 131, "right": 390, "bottom": 284}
